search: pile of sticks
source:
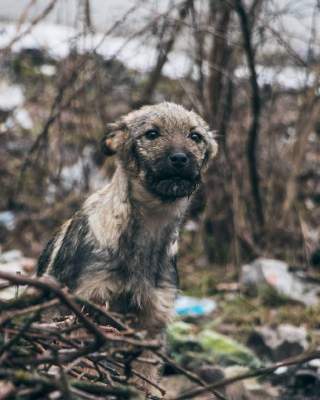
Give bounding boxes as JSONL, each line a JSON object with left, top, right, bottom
{"left": 1, "top": 271, "right": 320, "bottom": 400}
{"left": 0, "top": 272, "right": 164, "bottom": 399}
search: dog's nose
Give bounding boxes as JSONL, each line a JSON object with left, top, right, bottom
{"left": 169, "top": 152, "right": 189, "bottom": 168}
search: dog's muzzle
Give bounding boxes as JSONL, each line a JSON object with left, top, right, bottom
{"left": 145, "top": 151, "right": 200, "bottom": 200}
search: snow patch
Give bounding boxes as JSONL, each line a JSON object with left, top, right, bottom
{"left": 0, "top": 22, "right": 189, "bottom": 79}
{"left": 0, "top": 211, "right": 16, "bottom": 231}
{"left": 13, "top": 107, "right": 33, "bottom": 130}
{"left": 39, "top": 64, "right": 56, "bottom": 76}
{"left": 0, "top": 82, "right": 24, "bottom": 111}
{"left": 0, "top": 21, "right": 315, "bottom": 90}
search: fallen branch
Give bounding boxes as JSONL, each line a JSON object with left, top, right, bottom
{"left": 0, "top": 271, "right": 226, "bottom": 400}
{"left": 171, "top": 350, "right": 320, "bottom": 399}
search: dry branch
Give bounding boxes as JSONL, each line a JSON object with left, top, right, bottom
{"left": 1, "top": 0, "right": 57, "bottom": 54}
{"left": 136, "top": 0, "right": 194, "bottom": 106}
{"left": 172, "top": 350, "right": 320, "bottom": 400}
{"left": 0, "top": 272, "right": 226, "bottom": 399}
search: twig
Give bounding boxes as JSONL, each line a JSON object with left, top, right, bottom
{"left": 0, "top": 272, "right": 109, "bottom": 345}
{"left": 136, "top": 0, "right": 193, "bottom": 106}
{"left": 0, "top": 312, "right": 39, "bottom": 357}
{"left": 1, "top": 0, "right": 57, "bottom": 53}
{"left": 0, "top": 272, "right": 160, "bottom": 349}
{"left": 171, "top": 350, "right": 320, "bottom": 399}
{"left": 0, "top": 298, "right": 59, "bottom": 326}
{"left": 156, "top": 351, "right": 227, "bottom": 400}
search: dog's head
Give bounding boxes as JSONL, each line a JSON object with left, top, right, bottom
{"left": 101, "top": 102, "right": 217, "bottom": 201}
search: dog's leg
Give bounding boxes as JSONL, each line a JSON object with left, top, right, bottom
{"left": 129, "top": 286, "right": 176, "bottom": 398}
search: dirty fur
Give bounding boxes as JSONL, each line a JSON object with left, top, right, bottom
{"left": 37, "top": 102, "right": 217, "bottom": 394}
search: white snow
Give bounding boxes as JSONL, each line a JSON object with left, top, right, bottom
{"left": 0, "top": 21, "right": 313, "bottom": 89}
{"left": 0, "top": 22, "right": 190, "bottom": 79}
{"left": 39, "top": 64, "right": 56, "bottom": 76}
{"left": 0, "top": 250, "right": 28, "bottom": 300}
{"left": 13, "top": 108, "right": 33, "bottom": 130}
{"left": 0, "top": 23, "right": 77, "bottom": 59}
{"left": 46, "top": 145, "right": 107, "bottom": 203}
{"left": 0, "top": 82, "right": 24, "bottom": 111}
{"left": 0, "top": 211, "right": 16, "bottom": 230}
{"left": 235, "top": 65, "right": 315, "bottom": 91}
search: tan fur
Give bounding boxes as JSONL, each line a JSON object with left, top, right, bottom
{"left": 84, "top": 165, "right": 130, "bottom": 248}
{"left": 151, "top": 287, "right": 177, "bottom": 326}
{"left": 47, "top": 219, "right": 72, "bottom": 274}
{"left": 75, "top": 270, "right": 117, "bottom": 305}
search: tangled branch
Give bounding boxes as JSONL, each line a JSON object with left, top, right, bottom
{"left": 0, "top": 272, "right": 226, "bottom": 399}
{"left": 1, "top": 271, "right": 319, "bottom": 399}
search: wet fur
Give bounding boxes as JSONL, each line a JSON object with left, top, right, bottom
{"left": 37, "top": 102, "right": 217, "bottom": 394}
{"left": 38, "top": 166, "right": 184, "bottom": 330}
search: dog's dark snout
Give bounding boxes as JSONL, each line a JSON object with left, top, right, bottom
{"left": 169, "top": 152, "right": 189, "bottom": 168}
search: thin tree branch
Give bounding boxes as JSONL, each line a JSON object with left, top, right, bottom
{"left": 172, "top": 350, "right": 320, "bottom": 399}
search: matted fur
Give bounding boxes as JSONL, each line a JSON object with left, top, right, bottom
{"left": 37, "top": 102, "right": 217, "bottom": 395}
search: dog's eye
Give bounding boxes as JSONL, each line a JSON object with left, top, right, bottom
{"left": 189, "top": 131, "right": 203, "bottom": 143}
{"left": 145, "top": 129, "right": 160, "bottom": 140}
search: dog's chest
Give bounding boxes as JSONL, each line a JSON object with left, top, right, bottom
{"left": 110, "top": 223, "right": 173, "bottom": 300}
{"left": 76, "top": 221, "right": 177, "bottom": 312}
{"left": 77, "top": 187, "right": 181, "bottom": 311}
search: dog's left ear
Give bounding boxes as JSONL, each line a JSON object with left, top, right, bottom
{"left": 101, "top": 120, "right": 128, "bottom": 156}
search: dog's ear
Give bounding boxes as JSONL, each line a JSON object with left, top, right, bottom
{"left": 101, "top": 120, "right": 128, "bottom": 156}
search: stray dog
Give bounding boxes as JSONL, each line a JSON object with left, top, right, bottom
{"left": 37, "top": 102, "right": 217, "bottom": 392}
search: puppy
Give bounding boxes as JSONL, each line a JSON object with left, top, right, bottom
{"left": 37, "top": 102, "right": 217, "bottom": 392}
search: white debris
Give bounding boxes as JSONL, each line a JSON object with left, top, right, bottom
{"left": 0, "top": 211, "right": 16, "bottom": 231}
{"left": 0, "top": 249, "right": 22, "bottom": 263}
{"left": 0, "top": 251, "right": 25, "bottom": 300}
{"left": 0, "top": 249, "right": 35, "bottom": 300}
{"left": 240, "top": 258, "right": 320, "bottom": 306}
{"left": 46, "top": 145, "right": 107, "bottom": 202}
{"left": 60, "top": 146, "right": 105, "bottom": 191}
{"left": 309, "top": 359, "right": 320, "bottom": 370}
{"left": 274, "top": 366, "right": 288, "bottom": 375}
{"left": 0, "top": 270, "right": 27, "bottom": 300}
{"left": 0, "top": 82, "right": 24, "bottom": 111}
{"left": 39, "top": 64, "right": 56, "bottom": 76}
{"left": 248, "top": 324, "right": 308, "bottom": 361}
{"left": 235, "top": 65, "right": 316, "bottom": 91}
{"left": 277, "top": 324, "right": 308, "bottom": 348}
{"left": 184, "top": 220, "right": 199, "bottom": 232}
{"left": 13, "top": 107, "right": 33, "bottom": 130}
{"left": 0, "top": 261, "right": 24, "bottom": 276}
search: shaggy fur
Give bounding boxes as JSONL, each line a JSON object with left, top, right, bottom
{"left": 37, "top": 102, "right": 217, "bottom": 393}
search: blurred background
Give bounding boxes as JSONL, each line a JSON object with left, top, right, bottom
{"left": 0, "top": 1, "right": 320, "bottom": 398}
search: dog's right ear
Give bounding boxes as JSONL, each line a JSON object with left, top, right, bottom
{"left": 100, "top": 120, "right": 128, "bottom": 156}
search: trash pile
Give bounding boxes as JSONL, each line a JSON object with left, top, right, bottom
{"left": 240, "top": 258, "right": 320, "bottom": 306}
{"left": 164, "top": 258, "right": 320, "bottom": 399}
